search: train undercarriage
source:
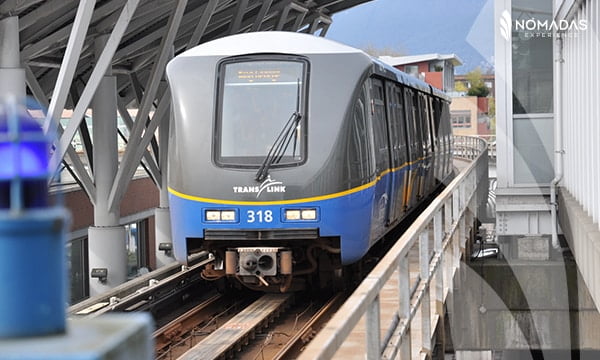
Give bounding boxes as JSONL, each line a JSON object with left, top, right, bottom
{"left": 196, "top": 236, "right": 342, "bottom": 292}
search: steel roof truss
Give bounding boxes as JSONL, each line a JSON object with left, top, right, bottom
{"left": 116, "top": 98, "right": 161, "bottom": 187}
{"left": 187, "top": 0, "right": 220, "bottom": 48}
{"left": 108, "top": 0, "right": 188, "bottom": 212}
{"left": 24, "top": 64, "right": 97, "bottom": 202}
{"left": 109, "top": 91, "right": 170, "bottom": 212}
{"left": 42, "top": 0, "right": 96, "bottom": 135}
{"left": 251, "top": 0, "right": 273, "bottom": 31}
{"left": 51, "top": 0, "right": 141, "bottom": 176}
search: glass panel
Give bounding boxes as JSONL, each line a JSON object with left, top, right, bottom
{"left": 218, "top": 59, "right": 306, "bottom": 166}
{"left": 513, "top": 116, "right": 554, "bottom": 184}
{"left": 68, "top": 237, "right": 88, "bottom": 304}
{"left": 346, "top": 83, "right": 372, "bottom": 184}
{"left": 126, "top": 223, "right": 139, "bottom": 279}
{"left": 511, "top": 0, "right": 553, "bottom": 114}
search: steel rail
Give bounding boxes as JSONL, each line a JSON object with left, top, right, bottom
{"left": 272, "top": 293, "right": 346, "bottom": 360}
{"left": 69, "top": 252, "right": 212, "bottom": 317}
{"left": 153, "top": 293, "right": 223, "bottom": 353}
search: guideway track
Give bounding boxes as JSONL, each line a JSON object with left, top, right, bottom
{"left": 69, "top": 252, "right": 213, "bottom": 317}
{"left": 179, "top": 293, "right": 294, "bottom": 360}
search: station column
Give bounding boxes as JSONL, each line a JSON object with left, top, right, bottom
{"left": 88, "top": 35, "right": 127, "bottom": 296}
{"left": 0, "top": 16, "right": 25, "bottom": 101}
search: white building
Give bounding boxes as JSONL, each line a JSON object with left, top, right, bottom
{"left": 495, "top": 0, "right": 600, "bottom": 308}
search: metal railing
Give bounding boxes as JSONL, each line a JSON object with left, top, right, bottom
{"left": 455, "top": 134, "right": 496, "bottom": 161}
{"left": 299, "top": 136, "right": 488, "bottom": 360}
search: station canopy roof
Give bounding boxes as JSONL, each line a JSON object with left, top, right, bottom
{"left": 4, "top": 0, "right": 372, "bottom": 107}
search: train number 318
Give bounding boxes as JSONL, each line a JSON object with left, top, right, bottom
{"left": 247, "top": 210, "right": 273, "bottom": 223}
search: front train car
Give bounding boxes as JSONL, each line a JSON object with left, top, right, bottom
{"left": 167, "top": 32, "right": 380, "bottom": 291}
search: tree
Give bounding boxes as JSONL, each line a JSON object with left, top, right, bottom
{"left": 455, "top": 81, "right": 468, "bottom": 92}
{"left": 465, "top": 67, "right": 490, "bottom": 97}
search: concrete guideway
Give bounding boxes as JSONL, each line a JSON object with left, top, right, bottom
{"left": 299, "top": 136, "right": 489, "bottom": 359}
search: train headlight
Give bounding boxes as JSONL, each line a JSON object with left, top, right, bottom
{"left": 285, "top": 210, "right": 301, "bottom": 221}
{"left": 221, "top": 210, "right": 236, "bottom": 221}
{"left": 301, "top": 209, "right": 317, "bottom": 220}
{"left": 205, "top": 210, "right": 221, "bottom": 221}
{"left": 284, "top": 208, "right": 318, "bottom": 221}
{"left": 205, "top": 210, "right": 237, "bottom": 222}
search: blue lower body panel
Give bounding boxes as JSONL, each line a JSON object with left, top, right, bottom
{"left": 169, "top": 186, "right": 376, "bottom": 265}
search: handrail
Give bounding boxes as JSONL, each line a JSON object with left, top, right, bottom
{"left": 299, "top": 136, "right": 488, "bottom": 360}
{"left": 454, "top": 134, "right": 495, "bottom": 161}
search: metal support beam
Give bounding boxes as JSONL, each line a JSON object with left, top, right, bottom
{"left": 92, "top": 37, "right": 119, "bottom": 226}
{"left": 108, "top": 0, "right": 187, "bottom": 213}
{"left": 116, "top": 98, "right": 161, "bottom": 186}
{"left": 109, "top": 92, "right": 170, "bottom": 212}
{"left": 128, "top": 72, "right": 160, "bottom": 162}
{"left": 70, "top": 85, "right": 94, "bottom": 173}
{"left": 88, "top": 34, "right": 127, "bottom": 296}
{"left": 25, "top": 65, "right": 97, "bottom": 201}
{"left": 51, "top": 0, "right": 141, "bottom": 176}
{"left": 229, "top": 0, "right": 249, "bottom": 34}
{"left": 251, "top": 0, "right": 273, "bottom": 32}
{"left": 43, "top": 0, "right": 95, "bottom": 135}
{"left": 187, "top": 0, "right": 219, "bottom": 48}
{"left": 275, "top": 5, "right": 292, "bottom": 30}
{"left": 0, "top": 16, "right": 26, "bottom": 101}
{"left": 308, "top": 14, "right": 332, "bottom": 35}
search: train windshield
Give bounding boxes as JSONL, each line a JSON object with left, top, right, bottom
{"left": 216, "top": 58, "right": 307, "bottom": 167}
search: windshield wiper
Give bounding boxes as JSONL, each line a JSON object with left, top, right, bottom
{"left": 255, "top": 111, "right": 302, "bottom": 182}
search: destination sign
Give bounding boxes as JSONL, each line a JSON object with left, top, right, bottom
{"left": 237, "top": 69, "right": 282, "bottom": 82}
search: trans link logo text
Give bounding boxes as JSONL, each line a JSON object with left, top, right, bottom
{"left": 232, "top": 176, "right": 286, "bottom": 198}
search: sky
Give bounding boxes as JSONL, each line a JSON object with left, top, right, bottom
{"left": 326, "top": 0, "right": 495, "bottom": 74}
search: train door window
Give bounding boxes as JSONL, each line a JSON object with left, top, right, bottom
{"left": 419, "top": 94, "right": 432, "bottom": 154}
{"left": 428, "top": 97, "right": 439, "bottom": 149}
{"left": 370, "top": 78, "right": 390, "bottom": 173}
{"left": 385, "top": 83, "right": 406, "bottom": 168}
{"left": 412, "top": 92, "right": 425, "bottom": 159}
{"left": 216, "top": 57, "right": 309, "bottom": 167}
{"left": 395, "top": 88, "right": 408, "bottom": 166}
{"left": 403, "top": 88, "right": 417, "bottom": 161}
{"left": 346, "top": 82, "right": 373, "bottom": 184}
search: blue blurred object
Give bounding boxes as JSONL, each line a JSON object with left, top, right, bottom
{"left": 0, "top": 104, "right": 48, "bottom": 209}
{"left": 0, "top": 101, "right": 69, "bottom": 338}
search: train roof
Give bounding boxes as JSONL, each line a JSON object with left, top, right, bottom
{"left": 175, "top": 31, "right": 450, "bottom": 102}
{"left": 177, "top": 31, "right": 362, "bottom": 57}
{"left": 371, "top": 58, "right": 451, "bottom": 102}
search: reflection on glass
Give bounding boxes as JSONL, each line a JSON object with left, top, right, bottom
{"left": 511, "top": 0, "right": 553, "bottom": 114}
{"left": 218, "top": 60, "right": 306, "bottom": 166}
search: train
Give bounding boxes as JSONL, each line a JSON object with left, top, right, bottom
{"left": 166, "top": 31, "right": 453, "bottom": 291}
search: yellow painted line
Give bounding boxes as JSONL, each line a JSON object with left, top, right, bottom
{"left": 168, "top": 181, "right": 376, "bottom": 205}
{"left": 168, "top": 160, "right": 423, "bottom": 206}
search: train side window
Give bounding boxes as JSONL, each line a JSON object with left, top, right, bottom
{"left": 370, "top": 78, "right": 390, "bottom": 173}
{"left": 346, "top": 83, "right": 372, "bottom": 183}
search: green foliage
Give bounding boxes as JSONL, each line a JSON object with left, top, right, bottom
{"left": 455, "top": 81, "right": 468, "bottom": 92}
{"left": 466, "top": 67, "right": 490, "bottom": 97}
{"left": 488, "top": 97, "right": 496, "bottom": 133}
